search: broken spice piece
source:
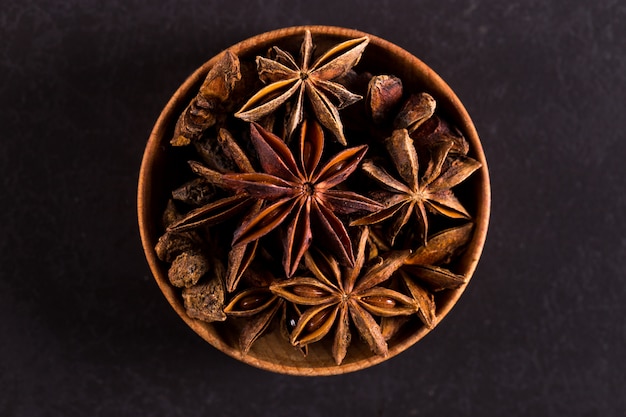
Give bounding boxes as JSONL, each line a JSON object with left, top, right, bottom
{"left": 172, "top": 51, "right": 242, "bottom": 146}
{"left": 168, "top": 251, "right": 210, "bottom": 288}
{"left": 367, "top": 75, "right": 403, "bottom": 124}
{"left": 182, "top": 276, "right": 227, "bottom": 322}
{"left": 393, "top": 93, "right": 437, "bottom": 133}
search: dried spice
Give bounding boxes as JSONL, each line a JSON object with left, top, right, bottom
{"left": 406, "top": 222, "right": 474, "bottom": 266}
{"left": 154, "top": 200, "right": 203, "bottom": 264}
{"left": 182, "top": 275, "right": 227, "bottom": 322}
{"left": 412, "top": 113, "right": 470, "bottom": 156}
{"left": 271, "top": 228, "right": 417, "bottom": 365}
{"left": 172, "top": 51, "right": 241, "bottom": 146}
{"left": 235, "top": 30, "right": 368, "bottom": 145}
{"left": 352, "top": 128, "right": 481, "bottom": 245}
{"left": 155, "top": 231, "right": 197, "bottom": 263}
{"left": 220, "top": 121, "right": 382, "bottom": 277}
{"left": 393, "top": 92, "right": 436, "bottom": 133}
{"left": 224, "top": 285, "right": 284, "bottom": 354}
{"left": 172, "top": 178, "right": 217, "bottom": 207}
{"left": 152, "top": 30, "right": 484, "bottom": 364}
{"left": 167, "top": 130, "right": 262, "bottom": 292}
{"left": 367, "top": 75, "right": 403, "bottom": 124}
{"left": 168, "top": 251, "right": 210, "bottom": 288}
{"left": 223, "top": 266, "right": 310, "bottom": 355}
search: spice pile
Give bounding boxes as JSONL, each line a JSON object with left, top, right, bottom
{"left": 154, "top": 30, "right": 481, "bottom": 365}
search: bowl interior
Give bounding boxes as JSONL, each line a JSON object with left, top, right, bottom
{"left": 138, "top": 26, "right": 490, "bottom": 376}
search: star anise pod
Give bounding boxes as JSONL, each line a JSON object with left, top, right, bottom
{"left": 392, "top": 92, "right": 436, "bottom": 133}
{"left": 402, "top": 223, "right": 473, "bottom": 292}
{"left": 224, "top": 267, "right": 310, "bottom": 356}
{"left": 271, "top": 227, "right": 416, "bottom": 365}
{"left": 235, "top": 30, "right": 369, "bottom": 145}
{"left": 352, "top": 128, "right": 482, "bottom": 245}
{"left": 378, "top": 224, "right": 474, "bottom": 339}
{"left": 366, "top": 75, "right": 404, "bottom": 125}
{"left": 406, "top": 222, "right": 474, "bottom": 266}
{"left": 224, "top": 284, "right": 284, "bottom": 354}
{"left": 221, "top": 121, "right": 383, "bottom": 277}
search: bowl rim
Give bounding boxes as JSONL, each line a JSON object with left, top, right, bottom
{"left": 138, "top": 25, "right": 491, "bottom": 376}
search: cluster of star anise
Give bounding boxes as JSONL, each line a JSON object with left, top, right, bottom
{"left": 155, "top": 30, "right": 481, "bottom": 365}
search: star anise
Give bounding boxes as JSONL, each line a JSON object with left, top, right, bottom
{"left": 270, "top": 227, "right": 417, "bottom": 365}
{"left": 221, "top": 120, "right": 383, "bottom": 277}
{"left": 235, "top": 30, "right": 369, "bottom": 145}
{"left": 352, "top": 128, "right": 482, "bottom": 245}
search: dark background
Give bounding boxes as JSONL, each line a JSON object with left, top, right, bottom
{"left": 1, "top": 0, "right": 624, "bottom": 415}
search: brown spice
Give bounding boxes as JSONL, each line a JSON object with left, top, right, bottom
{"left": 235, "top": 30, "right": 369, "bottom": 145}
{"left": 367, "top": 75, "right": 403, "bottom": 124}
{"left": 151, "top": 30, "right": 484, "bottom": 364}
{"left": 168, "top": 251, "right": 210, "bottom": 288}
{"left": 172, "top": 51, "right": 241, "bottom": 146}
{"left": 182, "top": 275, "right": 227, "bottom": 322}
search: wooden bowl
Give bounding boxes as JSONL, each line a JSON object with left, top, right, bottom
{"left": 138, "top": 26, "right": 490, "bottom": 375}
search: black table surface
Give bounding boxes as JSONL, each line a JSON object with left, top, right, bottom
{"left": 2, "top": 1, "right": 624, "bottom": 416}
